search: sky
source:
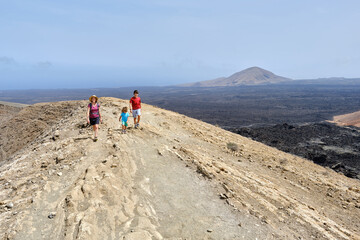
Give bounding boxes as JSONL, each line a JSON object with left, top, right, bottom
{"left": 0, "top": 0, "right": 360, "bottom": 89}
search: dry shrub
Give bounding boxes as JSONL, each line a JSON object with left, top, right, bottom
{"left": 279, "top": 158, "right": 288, "bottom": 165}
{"left": 227, "top": 142, "right": 239, "bottom": 152}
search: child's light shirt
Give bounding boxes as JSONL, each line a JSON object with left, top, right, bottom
{"left": 121, "top": 112, "right": 129, "bottom": 122}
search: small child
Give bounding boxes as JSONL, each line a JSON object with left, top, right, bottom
{"left": 119, "top": 107, "right": 130, "bottom": 134}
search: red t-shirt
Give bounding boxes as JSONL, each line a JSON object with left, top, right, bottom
{"left": 130, "top": 97, "right": 141, "bottom": 110}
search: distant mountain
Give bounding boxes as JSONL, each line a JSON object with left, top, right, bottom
{"left": 180, "top": 67, "right": 292, "bottom": 87}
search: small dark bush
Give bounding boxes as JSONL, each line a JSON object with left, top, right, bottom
{"left": 227, "top": 142, "right": 239, "bottom": 152}
{"left": 279, "top": 158, "right": 288, "bottom": 165}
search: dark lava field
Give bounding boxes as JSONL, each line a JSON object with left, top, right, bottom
{"left": 231, "top": 123, "right": 360, "bottom": 179}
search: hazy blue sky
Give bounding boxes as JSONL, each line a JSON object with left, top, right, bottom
{"left": 1, "top": 0, "right": 359, "bottom": 89}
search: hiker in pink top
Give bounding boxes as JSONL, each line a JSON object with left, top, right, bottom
{"left": 86, "top": 95, "right": 102, "bottom": 141}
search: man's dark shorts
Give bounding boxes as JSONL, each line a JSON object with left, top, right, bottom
{"left": 90, "top": 117, "right": 100, "bottom": 125}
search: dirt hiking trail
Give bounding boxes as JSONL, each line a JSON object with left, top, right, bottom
{"left": 0, "top": 97, "right": 359, "bottom": 240}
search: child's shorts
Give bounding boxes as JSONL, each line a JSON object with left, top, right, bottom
{"left": 122, "top": 121, "right": 128, "bottom": 127}
{"left": 133, "top": 109, "right": 141, "bottom": 118}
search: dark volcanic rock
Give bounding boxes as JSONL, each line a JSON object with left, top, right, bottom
{"left": 231, "top": 122, "right": 360, "bottom": 179}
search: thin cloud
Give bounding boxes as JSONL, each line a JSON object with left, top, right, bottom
{"left": 0, "top": 56, "right": 16, "bottom": 65}
{"left": 36, "top": 61, "right": 53, "bottom": 69}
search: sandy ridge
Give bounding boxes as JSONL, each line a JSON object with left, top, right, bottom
{"left": 331, "top": 110, "right": 360, "bottom": 127}
{"left": 0, "top": 97, "right": 359, "bottom": 240}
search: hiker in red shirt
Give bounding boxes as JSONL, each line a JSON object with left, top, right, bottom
{"left": 129, "top": 90, "right": 141, "bottom": 129}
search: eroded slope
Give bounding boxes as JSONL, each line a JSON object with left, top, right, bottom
{"left": 0, "top": 97, "right": 359, "bottom": 240}
{"left": 0, "top": 101, "right": 79, "bottom": 163}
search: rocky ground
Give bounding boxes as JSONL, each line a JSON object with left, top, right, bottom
{"left": 233, "top": 123, "right": 360, "bottom": 179}
{"left": 0, "top": 101, "right": 79, "bottom": 162}
{"left": 0, "top": 98, "right": 359, "bottom": 240}
{"left": 0, "top": 101, "right": 27, "bottom": 123}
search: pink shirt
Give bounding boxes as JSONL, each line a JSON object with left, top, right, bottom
{"left": 88, "top": 103, "right": 100, "bottom": 118}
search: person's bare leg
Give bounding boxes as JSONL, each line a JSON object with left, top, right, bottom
{"left": 94, "top": 124, "right": 98, "bottom": 138}
{"left": 137, "top": 115, "right": 141, "bottom": 124}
